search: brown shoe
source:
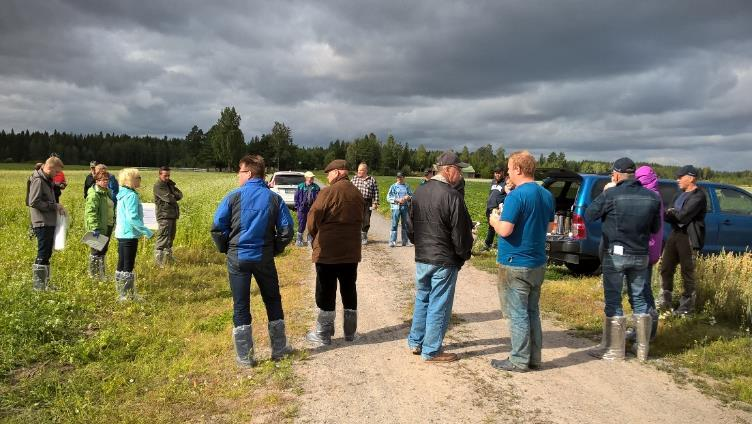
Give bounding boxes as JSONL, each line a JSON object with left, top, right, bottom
{"left": 425, "top": 352, "right": 458, "bottom": 363}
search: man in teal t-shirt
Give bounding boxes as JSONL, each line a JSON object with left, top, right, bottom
{"left": 489, "top": 151, "right": 554, "bottom": 373}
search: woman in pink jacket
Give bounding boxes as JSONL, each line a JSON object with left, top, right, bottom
{"left": 634, "top": 166, "right": 663, "bottom": 340}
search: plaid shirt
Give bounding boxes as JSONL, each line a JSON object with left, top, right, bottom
{"left": 351, "top": 175, "right": 379, "bottom": 204}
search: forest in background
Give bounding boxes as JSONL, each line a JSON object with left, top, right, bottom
{"left": 2, "top": 106, "right": 750, "bottom": 185}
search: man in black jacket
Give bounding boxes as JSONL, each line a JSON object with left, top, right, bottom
{"left": 659, "top": 165, "right": 707, "bottom": 316}
{"left": 585, "top": 157, "right": 661, "bottom": 361}
{"left": 406, "top": 150, "right": 473, "bottom": 362}
{"left": 482, "top": 166, "right": 506, "bottom": 250}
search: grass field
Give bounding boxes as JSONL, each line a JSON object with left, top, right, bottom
{"left": 372, "top": 173, "right": 752, "bottom": 408}
{"left": 0, "top": 168, "right": 312, "bottom": 422}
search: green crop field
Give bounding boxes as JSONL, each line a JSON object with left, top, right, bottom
{"left": 0, "top": 167, "right": 310, "bottom": 421}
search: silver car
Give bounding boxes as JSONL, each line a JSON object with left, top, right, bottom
{"left": 268, "top": 171, "right": 305, "bottom": 208}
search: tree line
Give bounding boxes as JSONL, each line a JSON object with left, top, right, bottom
{"left": 1, "top": 106, "right": 750, "bottom": 184}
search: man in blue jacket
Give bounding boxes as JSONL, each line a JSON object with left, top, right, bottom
{"left": 211, "top": 155, "right": 294, "bottom": 367}
{"left": 585, "top": 157, "right": 661, "bottom": 362}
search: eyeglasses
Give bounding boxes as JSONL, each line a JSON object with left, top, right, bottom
{"left": 238, "top": 170, "right": 251, "bottom": 175}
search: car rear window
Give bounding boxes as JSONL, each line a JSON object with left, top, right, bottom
{"left": 590, "top": 178, "right": 609, "bottom": 200}
{"left": 546, "top": 180, "right": 581, "bottom": 212}
{"left": 274, "top": 175, "right": 305, "bottom": 186}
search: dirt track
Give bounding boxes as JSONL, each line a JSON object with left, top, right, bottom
{"left": 293, "top": 211, "right": 751, "bottom": 423}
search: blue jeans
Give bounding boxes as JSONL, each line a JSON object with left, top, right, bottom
{"left": 601, "top": 253, "right": 649, "bottom": 317}
{"left": 390, "top": 207, "right": 409, "bottom": 243}
{"left": 500, "top": 265, "right": 545, "bottom": 368}
{"left": 408, "top": 262, "right": 459, "bottom": 359}
{"left": 227, "top": 257, "right": 284, "bottom": 327}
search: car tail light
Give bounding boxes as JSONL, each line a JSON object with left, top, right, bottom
{"left": 571, "top": 213, "right": 586, "bottom": 240}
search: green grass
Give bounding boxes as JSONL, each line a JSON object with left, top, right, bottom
{"left": 0, "top": 167, "right": 312, "bottom": 422}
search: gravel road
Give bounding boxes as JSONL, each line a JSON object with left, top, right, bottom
{"left": 293, "top": 210, "right": 751, "bottom": 424}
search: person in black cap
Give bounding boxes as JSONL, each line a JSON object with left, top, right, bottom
{"left": 305, "top": 159, "right": 364, "bottom": 346}
{"left": 406, "top": 150, "right": 473, "bottom": 362}
{"left": 659, "top": 165, "right": 707, "bottom": 315}
{"left": 585, "top": 157, "right": 661, "bottom": 362}
{"left": 386, "top": 172, "right": 414, "bottom": 247}
{"left": 481, "top": 166, "right": 507, "bottom": 251}
{"left": 83, "top": 161, "right": 98, "bottom": 198}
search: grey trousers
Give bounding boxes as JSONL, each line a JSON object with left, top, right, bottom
{"left": 156, "top": 218, "right": 177, "bottom": 250}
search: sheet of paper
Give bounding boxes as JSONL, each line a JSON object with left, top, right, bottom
{"left": 613, "top": 245, "right": 624, "bottom": 256}
{"left": 54, "top": 213, "right": 68, "bottom": 250}
{"left": 141, "top": 202, "right": 159, "bottom": 230}
{"left": 81, "top": 231, "right": 109, "bottom": 251}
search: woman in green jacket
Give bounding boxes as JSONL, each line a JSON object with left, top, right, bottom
{"left": 84, "top": 168, "right": 115, "bottom": 280}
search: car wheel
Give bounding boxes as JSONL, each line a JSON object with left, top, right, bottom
{"left": 565, "top": 260, "right": 601, "bottom": 276}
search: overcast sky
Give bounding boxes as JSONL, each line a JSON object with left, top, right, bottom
{"left": 1, "top": 1, "right": 752, "bottom": 170}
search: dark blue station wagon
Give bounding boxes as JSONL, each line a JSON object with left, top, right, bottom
{"left": 541, "top": 169, "right": 752, "bottom": 274}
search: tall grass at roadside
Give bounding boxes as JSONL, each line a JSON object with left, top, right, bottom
{"left": 694, "top": 252, "right": 752, "bottom": 327}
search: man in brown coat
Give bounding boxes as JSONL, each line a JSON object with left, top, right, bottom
{"left": 305, "top": 159, "right": 364, "bottom": 345}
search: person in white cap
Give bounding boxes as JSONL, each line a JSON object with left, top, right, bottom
{"left": 294, "top": 171, "right": 320, "bottom": 246}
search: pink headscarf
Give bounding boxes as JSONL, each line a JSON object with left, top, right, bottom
{"left": 635, "top": 166, "right": 658, "bottom": 193}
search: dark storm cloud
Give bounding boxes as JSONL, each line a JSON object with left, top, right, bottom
{"left": 1, "top": 0, "right": 751, "bottom": 170}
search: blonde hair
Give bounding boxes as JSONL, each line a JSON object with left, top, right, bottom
{"left": 508, "top": 150, "right": 536, "bottom": 177}
{"left": 45, "top": 156, "right": 63, "bottom": 168}
{"left": 119, "top": 167, "right": 141, "bottom": 187}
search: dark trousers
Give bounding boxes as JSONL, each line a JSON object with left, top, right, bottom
{"left": 156, "top": 219, "right": 177, "bottom": 250}
{"left": 117, "top": 238, "right": 139, "bottom": 272}
{"left": 361, "top": 199, "right": 372, "bottom": 233}
{"left": 90, "top": 226, "right": 113, "bottom": 257}
{"left": 34, "top": 226, "right": 55, "bottom": 265}
{"left": 227, "top": 258, "right": 284, "bottom": 327}
{"left": 484, "top": 207, "right": 496, "bottom": 247}
{"left": 660, "top": 231, "right": 696, "bottom": 298}
{"left": 297, "top": 209, "right": 309, "bottom": 234}
{"left": 315, "top": 263, "right": 358, "bottom": 311}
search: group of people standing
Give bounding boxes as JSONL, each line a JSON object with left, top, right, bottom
{"left": 27, "top": 159, "right": 183, "bottom": 301}
{"left": 585, "top": 159, "right": 706, "bottom": 362}
{"left": 27, "top": 150, "right": 706, "bottom": 371}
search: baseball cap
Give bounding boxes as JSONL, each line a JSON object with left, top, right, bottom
{"left": 435, "top": 150, "right": 469, "bottom": 168}
{"left": 304, "top": 171, "right": 314, "bottom": 178}
{"left": 676, "top": 165, "right": 699, "bottom": 178}
{"left": 396, "top": 172, "right": 404, "bottom": 178}
{"left": 612, "top": 157, "right": 636, "bottom": 173}
{"left": 324, "top": 159, "right": 348, "bottom": 173}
